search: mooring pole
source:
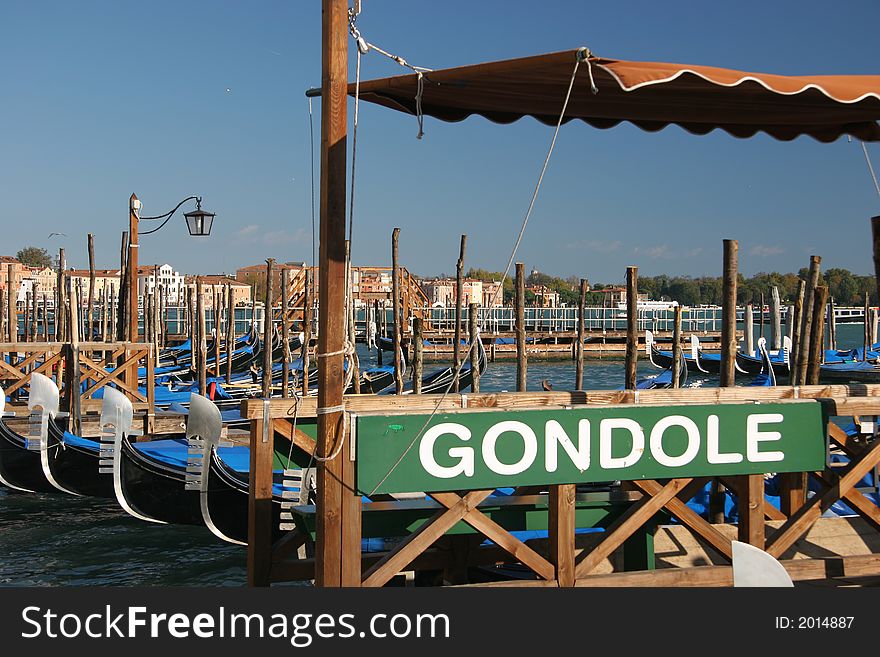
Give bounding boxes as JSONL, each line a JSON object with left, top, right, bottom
{"left": 7, "top": 264, "right": 17, "bottom": 344}
{"left": 788, "top": 279, "right": 805, "bottom": 385}
{"left": 281, "top": 268, "right": 290, "bottom": 398}
{"left": 625, "top": 266, "right": 638, "bottom": 390}
{"left": 197, "top": 277, "right": 207, "bottom": 397}
{"left": 128, "top": 194, "right": 140, "bottom": 343}
{"left": 392, "top": 228, "right": 403, "bottom": 394}
{"left": 454, "top": 234, "right": 466, "bottom": 393}
{"left": 744, "top": 303, "right": 754, "bottom": 356}
{"left": 469, "top": 302, "right": 480, "bottom": 393}
{"left": 413, "top": 316, "right": 423, "bottom": 394}
{"left": 720, "top": 240, "right": 737, "bottom": 387}
{"left": 57, "top": 248, "right": 67, "bottom": 342}
{"left": 796, "top": 256, "right": 821, "bottom": 386}
{"left": 515, "top": 262, "right": 527, "bottom": 391}
{"left": 87, "top": 233, "right": 95, "bottom": 340}
{"left": 262, "top": 259, "right": 275, "bottom": 398}
{"left": 226, "top": 284, "right": 234, "bottom": 385}
{"left": 302, "top": 269, "right": 312, "bottom": 395}
{"left": 575, "top": 279, "right": 587, "bottom": 391}
{"left": 672, "top": 305, "right": 682, "bottom": 388}
{"left": 807, "top": 286, "right": 829, "bottom": 384}
{"left": 315, "top": 0, "right": 358, "bottom": 588}
{"left": 872, "top": 216, "right": 880, "bottom": 306}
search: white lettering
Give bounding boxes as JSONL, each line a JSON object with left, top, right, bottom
{"left": 21, "top": 606, "right": 41, "bottom": 638}
{"left": 747, "top": 413, "right": 785, "bottom": 462}
{"left": 129, "top": 607, "right": 147, "bottom": 637}
{"left": 649, "top": 415, "right": 700, "bottom": 467}
{"left": 167, "top": 613, "right": 190, "bottom": 638}
{"left": 599, "top": 418, "right": 644, "bottom": 469}
{"left": 482, "top": 421, "right": 537, "bottom": 475}
{"left": 706, "top": 415, "right": 742, "bottom": 464}
{"left": 419, "top": 423, "right": 473, "bottom": 479}
{"left": 192, "top": 613, "right": 215, "bottom": 638}
{"left": 545, "top": 419, "right": 590, "bottom": 472}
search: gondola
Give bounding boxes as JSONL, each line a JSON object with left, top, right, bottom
{"left": 379, "top": 336, "right": 488, "bottom": 395}
{"left": 818, "top": 359, "right": 880, "bottom": 384}
{"left": 735, "top": 336, "right": 791, "bottom": 377}
{"left": 0, "top": 375, "right": 68, "bottom": 494}
{"left": 635, "top": 349, "right": 687, "bottom": 389}
{"left": 646, "top": 331, "right": 743, "bottom": 375}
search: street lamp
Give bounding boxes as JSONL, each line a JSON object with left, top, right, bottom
{"left": 127, "top": 193, "right": 216, "bottom": 342}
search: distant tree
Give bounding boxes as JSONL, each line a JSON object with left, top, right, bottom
{"left": 16, "top": 246, "right": 52, "bottom": 268}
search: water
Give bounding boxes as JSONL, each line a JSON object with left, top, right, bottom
{"left": 0, "top": 323, "right": 868, "bottom": 585}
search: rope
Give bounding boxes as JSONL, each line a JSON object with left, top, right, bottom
{"left": 365, "top": 53, "right": 584, "bottom": 496}
{"left": 861, "top": 141, "right": 880, "bottom": 199}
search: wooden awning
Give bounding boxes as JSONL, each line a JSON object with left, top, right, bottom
{"left": 352, "top": 49, "right": 880, "bottom": 142}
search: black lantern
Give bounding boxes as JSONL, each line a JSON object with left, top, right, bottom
{"left": 183, "top": 197, "right": 215, "bottom": 236}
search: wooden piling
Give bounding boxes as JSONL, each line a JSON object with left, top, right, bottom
{"left": 24, "top": 291, "right": 31, "bottom": 342}
{"left": 454, "top": 234, "right": 466, "bottom": 393}
{"left": 7, "top": 264, "right": 16, "bottom": 344}
{"left": 515, "top": 262, "right": 527, "bottom": 392}
{"left": 281, "top": 269, "right": 290, "bottom": 397}
{"left": 864, "top": 292, "right": 870, "bottom": 361}
{"left": 720, "top": 240, "right": 737, "bottom": 387}
{"left": 116, "top": 234, "right": 127, "bottom": 342}
{"left": 128, "top": 194, "right": 139, "bottom": 343}
{"left": 413, "top": 316, "right": 423, "bottom": 394}
{"left": 87, "top": 233, "right": 95, "bottom": 340}
{"left": 348, "top": 284, "right": 361, "bottom": 394}
{"left": 744, "top": 303, "right": 754, "bottom": 356}
{"left": 42, "top": 294, "right": 49, "bottom": 342}
{"left": 469, "top": 302, "right": 480, "bottom": 393}
{"left": 374, "top": 299, "right": 382, "bottom": 367}
{"left": 226, "top": 284, "right": 234, "bottom": 385}
{"left": 197, "top": 277, "right": 207, "bottom": 397}
{"left": 828, "top": 296, "right": 837, "bottom": 351}
{"left": 807, "top": 286, "right": 829, "bottom": 384}
{"left": 392, "top": 228, "right": 403, "bottom": 394}
{"left": 625, "top": 266, "right": 638, "bottom": 390}
{"left": 871, "top": 215, "right": 880, "bottom": 305}
{"left": 213, "top": 285, "right": 220, "bottom": 377}
{"left": 315, "top": 0, "right": 357, "bottom": 587}
{"left": 66, "top": 278, "right": 82, "bottom": 436}
{"left": 0, "top": 289, "right": 4, "bottom": 343}
{"left": 796, "top": 256, "right": 822, "bottom": 386}
{"left": 302, "top": 269, "right": 313, "bottom": 395}
{"left": 770, "top": 286, "right": 782, "bottom": 351}
{"left": 672, "top": 305, "right": 682, "bottom": 389}
{"left": 262, "top": 260, "right": 275, "bottom": 398}
{"left": 788, "top": 280, "right": 805, "bottom": 384}
{"left": 575, "top": 279, "right": 587, "bottom": 391}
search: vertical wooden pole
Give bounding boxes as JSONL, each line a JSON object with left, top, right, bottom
{"left": 469, "top": 302, "right": 480, "bottom": 393}
{"left": 212, "top": 285, "right": 220, "bottom": 377}
{"left": 316, "top": 0, "right": 356, "bottom": 588}
{"left": 87, "top": 233, "right": 95, "bottom": 340}
{"left": 796, "top": 256, "right": 821, "bottom": 386}
{"left": 828, "top": 297, "right": 837, "bottom": 351}
{"left": 454, "top": 235, "right": 466, "bottom": 393}
{"left": 672, "top": 305, "right": 682, "bottom": 388}
{"left": 871, "top": 216, "right": 880, "bottom": 308}
{"left": 720, "top": 240, "right": 737, "bottom": 387}
{"left": 413, "top": 316, "right": 423, "bottom": 394}
{"left": 226, "top": 284, "right": 235, "bottom": 385}
{"left": 42, "top": 294, "right": 49, "bottom": 342}
{"left": 758, "top": 292, "right": 765, "bottom": 342}
{"left": 248, "top": 417, "right": 274, "bottom": 587}
{"left": 281, "top": 269, "right": 290, "bottom": 398}
{"left": 0, "top": 289, "right": 5, "bottom": 343}
{"left": 625, "top": 266, "right": 638, "bottom": 390}
{"left": 744, "top": 303, "right": 754, "bottom": 356}
{"left": 57, "top": 248, "right": 67, "bottom": 342}
{"left": 302, "top": 269, "right": 312, "bottom": 395}
{"left": 391, "top": 228, "right": 403, "bottom": 394}
{"left": 262, "top": 260, "right": 275, "bottom": 398}
{"left": 575, "top": 279, "right": 587, "bottom": 391}
{"left": 128, "top": 194, "right": 139, "bottom": 343}
{"left": 24, "top": 291, "right": 31, "bottom": 342}
{"left": 348, "top": 273, "right": 361, "bottom": 394}
{"left": 515, "top": 262, "right": 527, "bottom": 392}
{"left": 197, "top": 278, "right": 207, "bottom": 396}
{"left": 872, "top": 307, "right": 879, "bottom": 346}
{"left": 863, "top": 292, "right": 870, "bottom": 361}
{"left": 374, "top": 299, "right": 382, "bottom": 367}
{"left": 549, "top": 483, "right": 575, "bottom": 587}
{"left": 67, "top": 278, "right": 81, "bottom": 436}
{"left": 770, "top": 286, "right": 781, "bottom": 351}
{"left": 788, "top": 280, "right": 805, "bottom": 384}
{"left": 7, "top": 265, "right": 17, "bottom": 344}
{"left": 807, "top": 286, "right": 829, "bottom": 384}
{"left": 102, "top": 287, "right": 109, "bottom": 343}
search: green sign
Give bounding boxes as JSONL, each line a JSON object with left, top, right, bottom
{"left": 355, "top": 402, "right": 827, "bottom": 495}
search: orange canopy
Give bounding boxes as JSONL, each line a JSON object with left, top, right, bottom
{"left": 353, "top": 49, "right": 880, "bottom": 142}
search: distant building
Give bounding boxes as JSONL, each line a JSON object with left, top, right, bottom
{"left": 527, "top": 284, "right": 559, "bottom": 308}
{"left": 481, "top": 281, "right": 504, "bottom": 308}
{"left": 27, "top": 266, "right": 57, "bottom": 297}
{"left": 67, "top": 269, "right": 123, "bottom": 302}
{"left": 138, "top": 264, "right": 186, "bottom": 304}
{"left": 236, "top": 261, "right": 309, "bottom": 297}
{"left": 185, "top": 275, "right": 252, "bottom": 307}
{"left": 0, "top": 256, "right": 26, "bottom": 296}
{"left": 598, "top": 286, "right": 648, "bottom": 307}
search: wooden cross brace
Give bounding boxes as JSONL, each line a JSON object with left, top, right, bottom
{"left": 0, "top": 350, "right": 63, "bottom": 395}
{"left": 79, "top": 349, "right": 147, "bottom": 402}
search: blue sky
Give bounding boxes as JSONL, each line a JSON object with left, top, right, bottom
{"left": 1, "top": 1, "right": 879, "bottom": 284}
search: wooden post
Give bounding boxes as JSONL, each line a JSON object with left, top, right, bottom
{"left": 871, "top": 215, "right": 880, "bottom": 307}
{"left": 744, "top": 303, "right": 754, "bottom": 356}
{"left": 0, "top": 289, "right": 5, "bottom": 343}
{"left": 454, "top": 235, "right": 466, "bottom": 393}
{"left": 197, "top": 278, "right": 207, "bottom": 396}
{"left": 770, "top": 286, "right": 782, "bottom": 351}
{"left": 42, "top": 294, "right": 49, "bottom": 342}
{"left": 575, "top": 279, "right": 587, "bottom": 391}
{"left": 391, "top": 228, "right": 403, "bottom": 394}
{"left": 412, "top": 316, "right": 423, "bottom": 394}
{"left": 102, "top": 287, "right": 109, "bottom": 343}
{"left": 316, "top": 0, "right": 357, "bottom": 588}
{"left": 128, "top": 194, "right": 140, "bottom": 343}
{"left": 7, "top": 264, "right": 17, "bottom": 344}
{"left": 281, "top": 269, "right": 290, "bottom": 398}
{"left": 57, "top": 248, "right": 67, "bottom": 342}
{"left": 788, "top": 280, "right": 805, "bottom": 384}
{"left": 87, "top": 233, "right": 95, "bottom": 340}
{"left": 758, "top": 292, "right": 765, "bottom": 341}
{"left": 24, "top": 291, "right": 31, "bottom": 342}
{"left": 374, "top": 299, "right": 382, "bottom": 367}
{"left": 262, "top": 259, "right": 275, "bottom": 398}
{"left": 720, "top": 240, "right": 737, "bottom": 387}
{"left": 117, "top": 233, "right": 127, "bottom": 342}
{"left": 796, "top": 256, "right": 821, "bottom": 386}
{"left": 828, "top": 296, "right": 837, "bottom": 351}
{"left": 213, "top": 285, "right": 220, "bottom": 377}
{"left": 469, "top": 302, "right": 480, "bottom": 393}
{"left": 625, "top": 266, "right": 638, "bottom": 390}
{"left": 872, "top": 307, "right": 879, "bottom": 346}
{"left": 807, "top": 286, "right": 830, "bottom": 384}
{"left": 863, "top": 292, "right": 870, "bottom": 361}
{"left": 226, "top": 284, "right": 234, "bottom": 385}
{"left": 67, "top": 277, "right": 82, "bottom": 436}
{"left": 672, "top": 305, "right": 682, "bottom": 388}
{"left": 515, "top": 262, "right": 527, "bottom": 392}
{"left": 247, "top": 417, "right": 274, "bottom": 587}
{"left": 302, "top": 269, "right": 312, "bottom": 395}
{"left": 348, "top": 274, "right": 361, "bottom": 394}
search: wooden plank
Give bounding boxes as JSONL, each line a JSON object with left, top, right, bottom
{"left": 361, "top": 490, "right": 494, "bottom": 587}
{"left": 247, "top": 418, "right": 275, "bottom": 586}
{"left": 341, "top": 420, "right": 362, "bottom": 586}
{"left": 549, "top": 484, "right": 576, "bottom": 586}
{"left": 767, "top": 438, "right": 880, "bottom": 558}
{"left": 431, "top": 491, "right": 555, "bottom": 581}
{"left": 575, "top": 478, "right": 692, "bottom": 578}
{"left": 272, "top": 419, "right": 316, "bottom": 454}
{"left": 631, "top": 479, "right": 732, "bottom": 559}
{"left": 737, "top": 474, "right": 765, "bottom": 548}
{"left": 812, "top": 470, "right": 880, "bottom": 532}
